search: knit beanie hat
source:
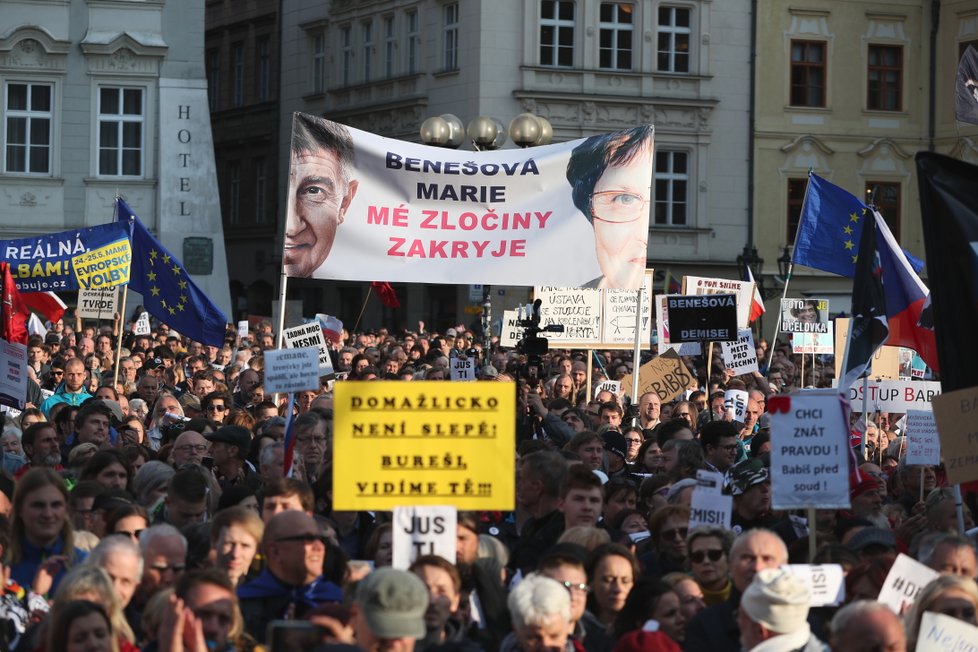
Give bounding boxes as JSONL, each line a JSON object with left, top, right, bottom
{"left": 739, "top": 567, "right": 811, "bottom": 634}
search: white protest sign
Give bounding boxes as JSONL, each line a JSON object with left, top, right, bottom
{"left": 655, "top": 295, "right": 701, "bottom": 356}
{"left": 263, "top": 347, "right": 320, "bottom": 393}
{"left": 721, "top": 329, "right": 758, "bottom": 375}
{"left": 689, "top": 470, "right": 730, "bottom": 531}
{"left": 77, "top": 287, "right": 119, "bottom": 320}
{"left": 682, "top": 275, "right": 755, "bottom": 328}
{"left": 391, "top": 506, "right": 457, "bottom": 570}
{"left": 133, "top": 311, "right": 151, "bottom": 335}
{"left": 601, "top": 271, "right": 653, "bottom": 348}
{"left": 847, "top": 380, "right": 941, "bottom": 412}
{"left": 785, "top": 564, "right": 845, "bottom": 607}
{"left": 724, "top": 389, "right": 749, "bottom": 422}
{"left": 878, "top": 553, "right": 939, "bottom": 615}
{"left": 450, "top": 356, "right": 476, "bottom": 381}
{"left": 780, "top": 298, "right": 830, "bottom": 333}
{"left": 499, "top": 310, "right": 521, "bottom": 348}
{"left": 282, "top": 322, "right": 335, "bottom": 377}
{"left": 594, "top": 380, "right": 621, "bottom": 400}
{"left": 792, "top": 331, "right": 834, "bottom": 355}
{"left": 532, "top": 286, "right": 602, "bottom": 347}
{"left": 769, "top": 390, "right": 851, "bottom": 510}
{"left": 237, "top": 320, "right": 249, "bottom": 338}
{"left": 905, "top": 410, "right": 940, "bottom": 466}
{"left": 916, "top": 611, "right": 978, "bottom": 652}
{"left": 0, "top": 341, "right": 28, "bottom": 410}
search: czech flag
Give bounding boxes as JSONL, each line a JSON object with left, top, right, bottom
{"left": 745, "top": 267, "right": 765, "bottom": 323}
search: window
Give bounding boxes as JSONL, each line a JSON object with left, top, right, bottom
{"left": 790, "top": 40, "right": 826, "bottom": 107}
{"left": 407, "top": 11, "right": 420, "bottom": 73}
{"left": 256, "top": 37, "right": 270, "bottom": 102}
{"left": 313, "top": 34, "right": 326, "bottom": 93}
{"left": 867, "top": 45, "right": 902, "bottom": 111}
{"left": 4, "top": 82, "right": 52, "bottom": 174}
{"left": 443, "top": 3, "right": 459, "bottom": 70}
{"left": 867, "top": 181, "right": 901, "bottom": 242}
{"left": 341, "top": 26, "right": 352, "bottom": 85}
{"left": 657, "top": 6, "right": 690, "bottom": 73}
{"left": 384, "top": 16, "right": 396, "bottom": 78}
{"left": 254, "top": 157, "right": 267, "bottom": 224}
{"left": 207, "top": 50, "right": 220, "bottom": 111}
{"left": 599, "top": 2, "right": 633, "bottom": 70}
{"left": 228, "top": 161, "right": 240, "bottom": 225}
{"left": 362, "top": 21, "right": 373, "bottom": 82}
{"left": 786, "top": 178, "right": 807, "bottom": 243}
{"left": 654, "top": 151, "right": 687, "bottom": 226}
{"left": 232, "top": 43, "right": 244, "bottom": 106}
{"left": 98, "top": 87, "right": 143, "bottom": 177}
{"left": 540, "top": 0, "right": 574, "bottom": 67}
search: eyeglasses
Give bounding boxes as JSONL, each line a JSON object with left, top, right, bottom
{"left": 625, "top": 438, "right": 642, "bottom": 446}
{"left": 560, "top": 581, "right": 590, "bottom": 594}
{"left": 276, "top": 533, "right": 329, "bottom": 545}
{"left": 206, "top": 405, "right": 227, "bottom": 412}
{"left": 52, "top": 370, "right": 64, "bottom": 376}
{"left": 175, "top": 444, "right": 209, "bottom": 453}
{"left": 690, "top": 549, "right": 724, "bottom": 564}
{"left": 591, "top": 191, "right": 650, "bottom": 223}
{"left": 660, "top": 527, "right": 688, "bottom": 541}
{"left": 150, "top": 562, "right": 186, "bottom": 574}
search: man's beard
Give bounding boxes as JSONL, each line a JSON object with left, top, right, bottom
{"left": 41, "top": 453, "right": 62, "bottom": 467}
{"left": 865, "top": 510, "right": 890, "bottom": 529}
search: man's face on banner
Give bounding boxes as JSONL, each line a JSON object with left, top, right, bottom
{"left": 284, "top": 148, "right": 359, "bottom": 277}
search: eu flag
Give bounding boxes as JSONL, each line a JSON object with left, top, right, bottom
{"left": 116, "top": 199, "right": 228, "bottom": 348}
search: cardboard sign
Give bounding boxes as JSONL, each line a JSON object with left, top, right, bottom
{"left": 392, "top": 506, "right": 457, "bottom": 570}
{"left": 834, "top": 318, "right": 901, "bottom": 380}
{"left": 0, "top": 341, "right": 28, "bottom": 410}
{"left": 499, "top": 310, "right": 521, "bottom": 348}
{"left": 916, "top": 611, "right": 978, "bottom": 652}
{"left": 450, "top": 356, "right": 476, "bottom": 381}
{"left": 533, "top": 286, "right": 602, "bottom": 347}
{"left": 878, "top": 553, "right": 939, "bottom": 615}
{"left": 77, "top": 287, "right": 119, "bottom": 320}
{"left": 769, "top": 390, "right": 851, "bottom": 510}
{"left": 620, "top": 350, "right": 696, "bottom": 403}
{"left": 600, "top": 272, "right": 653, "bottom": 348}
{"left": 133, "top": 311, "right": 151, "bottom": 335}
{"left": 689, "top": 470, "right": 731, "bottom": 531}
{"left": 780, "top": 298, "right": 830, "bottom": 333}
{"left": 792, "top": 331, "right": 834, "bottom": 355}
{"left": 721, "top": 329, "right": 758, "bottom": 375}
{"left": 847, "top": 380, "right": 941, "bottom": 412}
{"left": 655, "top": 295, "right": 701, "bottom": 355}
{"left": 665, "top": 294, "right": 738, "bottom": 343}
{"left": 724, "top": 389, "right": 749, "bottom": 422}
{"left": 933, "top": 386, "right": 978, "bottom": 485}
{"left": 905, "top": 410, "right": 940, "bottom": 466}
{"left": 332, "top": 381, "right": 516, "bottom": 510}
{"left": 785, "top": 564, "right": 845, "bottom": 607}
{"left": 263, "top": 347, "right": 320, "bottom": 393}
{"left": 282, "top": 322, "right": 335, "bottom": 377}
{"left": 682, "top": 276, "right": 755, "bottom": 328}
{"left": 237, "top": 320, "right": 249, "bottom": 338}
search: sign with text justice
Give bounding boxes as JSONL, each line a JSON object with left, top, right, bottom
{"left": 283, "top": 112, "right": 654, "bottom": 289}
{"left": 332, "top": 381, "right": 516, "bottom": 510}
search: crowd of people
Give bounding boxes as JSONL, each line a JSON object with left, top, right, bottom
{"left": 0, "top": 312, "right": 968, "bottom": 652}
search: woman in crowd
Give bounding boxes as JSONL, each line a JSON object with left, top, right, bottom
{"left": 586, "top": 543, "right": 638, "bottom": 630}
{"left": 104, "top": 504, "right": 150, "bottom": 544}
{"left": 210, "top": 506, "right": 264, "bottom": 587}
{"left": 686, "top": 527, "right": 734, "bottom": 606}
{"left": 81, "top": 450, "right": 134, "bottom": 493}
{"left": 613, "top": 578, "right": 686, "bottom": 645}
{"left": 46, "top": 599, "right": 119, "bottom": 652}
{"left": 905, "top": 574, "right": 978, "bottom": 650}
{"left": 636, "top": 438, "right": 665, "bottom": 475}
{"left": 662, "top": 572, "right": 706, "bottom": 623}
{"left": 51, "top": 565, "right": 136, "bottom": 651}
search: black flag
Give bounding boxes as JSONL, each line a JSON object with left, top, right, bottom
{"left": 842, "top": 209, "right": 889, "bottom": 389}
{"left": 956, "top": 45, "right": 978, "bottom": 125}
{"left": 915, "top": 152, "right": 978, "bottom": 392}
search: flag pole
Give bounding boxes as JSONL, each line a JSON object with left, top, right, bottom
{"left": 630, "top": 284, "right": 644, "bottom": 418}
{"left": 113, "top": 286, "right": 128, "bottom": 389}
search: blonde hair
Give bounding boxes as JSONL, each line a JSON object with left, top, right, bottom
{"left": 53, "top": 565, "right": 135, "bottom": 643}
{"left": 558, "top": 526, "right": 611, "bottom": 551}
{"left": 10, "top": 468, "right": 76, "bottom": 567}
{"left": 905, "top": 574, "right": 978, "bottom": 650}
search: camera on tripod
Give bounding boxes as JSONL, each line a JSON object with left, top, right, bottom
{"left": 516, "top": 299, "right": 565, "bottom": 381}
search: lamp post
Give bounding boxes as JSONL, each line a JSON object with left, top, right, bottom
{"left": 419, "top": 112, "right": 553, "bottom": 353}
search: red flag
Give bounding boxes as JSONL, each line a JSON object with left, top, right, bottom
{"left": 21, "top": 291, "right": 67, "bottom": 325}
{"left": 1, "top": 263, "right": 29, "bottom": 344}
{"left": 371, "top": 281, "right": 401, "bottom": 308}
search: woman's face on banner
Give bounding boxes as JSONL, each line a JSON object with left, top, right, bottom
{"left": 590, "top": 144, "right": 652, "bottom": 289}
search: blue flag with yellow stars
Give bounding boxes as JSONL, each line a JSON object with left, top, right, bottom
{"left": 116, "top": 198, "right": 228, "bottom": 347}
{"left": 794, "top": 173, "right": 923, "bottom": 277}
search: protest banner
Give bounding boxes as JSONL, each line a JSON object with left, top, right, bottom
{"left": 594, "top": 380, "right": 621, "bottom": 400}
{"left": 237, "top": 320, "right": 249, "bottom": 338}
{"left": 77, "top": 287, "right": 119, "bottom": 320}
{"left": 689, "top": 470, "right": 731, "bottom": 531}
{"left": 877, "top": 553, "right": 939, "bottom": 615}
{"left": 792, "top": 331, "right": 833, "bottom": 355}
{"left": 780, "top": 298, "right": 829, "bottom": 333}
{"left": 600, "top": 271, "right": 653, "bottom": 348}
{"left": 533, "top": 286, "right": 602, "bottom": 347}
{"left": 905, "top": 410, "right": 940, "bottom": 466}
{"left": 332, "top": 381, "right": 515, "bottom": 510}
{"left": 0, "top": 222, "right": 132, "bottom": 292}
{"left": 769, "top": 390, "right": 850, "bottom": 510}
{"left": 724, "top": 389, "right": 749, "bottom": 422}
{"left": 655, "top": 295, "right": 701, "bottom": 356}
{"left": 721, "top": 329, "right": 758, "bottom": 375}
{"left": 846, "top": 379, "right": 941, "bottom": 412}
{"left": 392, "top": 506, "right": 456, "bottom": 570}
{"left": 0, "top": 341, "right": 27, "bottom": 410}
{"left": 932, "top": 386, "right": 978, "bottom": 485}
{"left": 263, "top": 347, "right": 320, "bottom": 394}
{"left": 450, "top": 356, "right": 476, "bottom": 381}
{"left": 834, "top": 318, "right": 901, "bottom": 380}
{"left": 785, "top": 565, "right": 845, "bottom": 607}
{"left": 282, "top": 322, "right": 335, "bottom": 377}
{"left": 285, "top": 112, "right": 653, "bottom": 289}
{"left": 620, "top": 349, "right": 696, "bottom": 403}
{"left": 133, "top": 312, "right": 151, "bottom": 335}
{"left": 499, "top": 310, "right": 521, "bottom": 348}
{"left": 916, "top": 611, "right": 978, "bottom": 652}
{"left": 665, "top": 294, "right": 738, "bottom": 343}
{"left": 682, "top": 276, "right": 755, "bottom": 328}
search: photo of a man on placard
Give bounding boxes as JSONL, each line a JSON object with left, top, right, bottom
{"left": 283, "top": 114, "right": 360, "bottom": 278}
{"left": 780, "top": 298, "right": 829, "bottom": 333}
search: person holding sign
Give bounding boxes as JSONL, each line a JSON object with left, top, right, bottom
{"left": 283, "top": 115, "right": 360, "bottom": 278}
{"left": 566, "top": 126, "right": 654, "bottom": 290}
{"left": 904, "top": 574, "right": 978, "bottom": 650}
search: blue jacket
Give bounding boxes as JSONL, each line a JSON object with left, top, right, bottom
{"left": 9, "top": 534, "right": 88, "bottom": 596}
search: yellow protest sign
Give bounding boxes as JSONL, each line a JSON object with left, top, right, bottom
{"left": 620, "top": 350, "right": 695, "bottom": 402}
{"left": 932, "top": 386, "right": 978, "bottom": 485}
{"left": 332, "top": 381, "right": 516, "bottom": 510}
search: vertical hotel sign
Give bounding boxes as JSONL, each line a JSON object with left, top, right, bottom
{"left": 333, "top": 382, "right": 515, "bottom": 510}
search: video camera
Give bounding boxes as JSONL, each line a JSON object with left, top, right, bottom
{"left": 516, "top": 299, "right": 564, "bottom": 382}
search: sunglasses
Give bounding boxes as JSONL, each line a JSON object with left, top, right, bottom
{"left": 690, "top": 549, "right": 724, "bottom": 563}
{"left": 116, "top": 529, "right": 145, "bottom": 540}
{"left": 660, "top": 527, "right": 688, "bottom": 540}
{"left": 276, "top": 533, "right": 329, "bottom": 545}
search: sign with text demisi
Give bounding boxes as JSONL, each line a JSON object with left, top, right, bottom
{"left": 665, "top": 294, "right": 738, "bottom": 343}
{"left": 332, "top": 382, "right": 516, "bottom": 510}
{"left": 286, "top": 112, "right": 654, "bottom": 289}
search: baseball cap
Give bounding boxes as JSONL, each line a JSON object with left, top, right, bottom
{"left": 355, "top": 568, "right": 428, "bottom": 639}
{"left": 205, "top": 425, "right": 252, "bottom": 452}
